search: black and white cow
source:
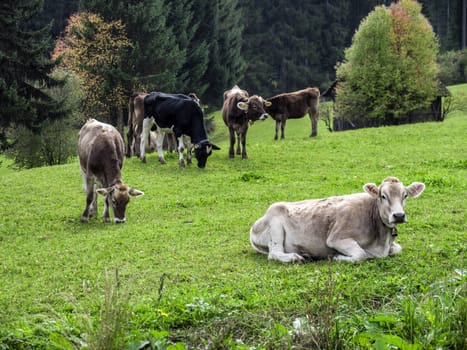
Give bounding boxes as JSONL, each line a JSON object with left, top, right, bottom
{"left": 128, "top": 92, "right": 219, "bottom": 168}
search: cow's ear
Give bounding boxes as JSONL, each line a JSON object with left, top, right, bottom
{"left": 406, "top": 182, "right": 425, "bottom": 198}
{"left": 129, "top": 188, "right": 144, "bottom": 197}
{"left": 264, "top": 100, "right": 272, "bottom": 107}
{"left": 96, "top": 187, "right": 111, "bottom": 196}
{"left": 210, "top": 143, "right": 220, "bottom": 150}
{"left": 237, "top": 101, "right": 249, "bottom": 111}
{"left": 363, "top": 183, "right": 379, "bottom": 198}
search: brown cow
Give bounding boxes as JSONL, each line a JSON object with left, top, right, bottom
{"left": 78, "top": 119, "right": 144, "bottom": 223}
{"left": 222, "top": 85, "right": 271, "bottom": 159}
{"left": 250, "top": 177, "right": 425, "bottom": 263}
{"left": 266, "top": 87, "right": 320, "bottom": 139}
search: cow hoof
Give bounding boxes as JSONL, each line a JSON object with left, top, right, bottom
{"left": 179, "top": 160, "right": 185, "bottom": 168}
{"left": 242, "top": 155, "right": 248, "bottom": 159}
{"left": 80, "top": 216, "right": 88, "bottom": 223}
{"left": 141, "top": 157, "right": 146, "bottom": 163}
{"left": 229, "top": 154, "right": 235, "bottom": 158}
{"left": 103, "top": 217, "right": 111, "bottom": 223}
{"left": 158, "top": 157, "right": 166, "bottom": 164}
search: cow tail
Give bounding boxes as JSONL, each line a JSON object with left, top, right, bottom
{"left": 126, "top": 94, "right": 137, "bottom": 157}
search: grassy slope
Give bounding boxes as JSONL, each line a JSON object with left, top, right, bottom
{"left": 0, "top": 86, "right": 465, "bottom": 348}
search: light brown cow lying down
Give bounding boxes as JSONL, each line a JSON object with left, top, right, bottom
{"left": 250, "top": 177, "right": 425, "bottom": 263}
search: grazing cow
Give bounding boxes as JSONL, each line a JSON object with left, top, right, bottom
{"left": 78, "top": 119, "right": 144, "bottom": 223}
{"left": 127, "top": 92, "right": 218, "bottom": 168}
{"left": 222, "top": 85, "right": 271, "bottom": 159}
{"left": 250, "top": 177, "right": 425, "bottom": 263}
{"left": 266, "top": 87, "right": 320, "bottom": 139}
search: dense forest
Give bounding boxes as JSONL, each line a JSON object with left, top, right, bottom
{"left": 32, "top": 0, "right": 466, "bottom": 106}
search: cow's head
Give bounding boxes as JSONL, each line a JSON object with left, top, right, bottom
{"left": 96, "top": 184, "right": 144, "bottom": 223}
{"left": 237, "top": 95, "right": 271, "bottom": 122}
{"left": 364, "top": 177, "right": 425, "bottom": 228}
{"left": 194, "top": 140, "right": 220, "bottom": 168}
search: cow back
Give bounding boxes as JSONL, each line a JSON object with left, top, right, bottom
{"left": 78, "top": 119, "right": 124, "bottom": 187}
{"left": 267, "top": 87, "right": 320, "bottom": 119}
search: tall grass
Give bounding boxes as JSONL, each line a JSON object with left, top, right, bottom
{"left": 0, "top": 85, "right": 465, "bottom": 349}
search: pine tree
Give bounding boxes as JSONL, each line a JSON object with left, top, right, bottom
{"left": 166, "top": 0, "right": 209, "bottom": 96}
{"left": 198, "top": 0, "right": 246, "bottom": 108}
{"left": 80, "top": 0, "right": 183, "bottom": 92}
{"left": 0, "top": 0, "right": 66, "bottom": 147}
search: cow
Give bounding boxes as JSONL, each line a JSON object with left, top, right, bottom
{"left": 222, "top": 85, "right": 271, "bottom": 159}
{"left": 266, "top": 87, "right": 320, "bottom": 139}
{"left": 127, "top": 92, "right": 218, "bottom": 168}
{"left": 78, "top": 119, "right": 144, "bottom": 223}
{"left": 250, "top": 177, "right": 425, "bottom": 263}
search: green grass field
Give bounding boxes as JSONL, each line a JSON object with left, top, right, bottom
{"left": 0, "top": 86, "right": 466, "bottom": 349}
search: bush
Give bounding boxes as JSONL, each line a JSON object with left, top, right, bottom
{"left": 335, "top": 0, "right": 439, "bottom": 127}
{"left": 6, "top": 69, "right": 83, "bottom": 168}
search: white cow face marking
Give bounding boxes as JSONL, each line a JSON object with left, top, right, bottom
{"left": 364, "top": 177, "right": 425, "bottom": 228}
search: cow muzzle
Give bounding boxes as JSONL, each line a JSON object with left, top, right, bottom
{"left": 391, "top": 212, "right": 407, "bottom": 224}
{"left": 259, "top": 113, "right": 269, "bottom": 120}
{"left": 114, "top": 217, "right": 127, "bottom": 224}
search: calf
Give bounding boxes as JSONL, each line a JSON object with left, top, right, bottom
{"left": 222, "top": 85, "right": 271, "bottom": 159}
{"left": 266, "top": 87, "right": 320, "bottom": 139}
{"left": 250, "top": 177, "right": 425, "bottom": 263}
{"left": 78, "top": 119, "right": 144, "bottom": 223}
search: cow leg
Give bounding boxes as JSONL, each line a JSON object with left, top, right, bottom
{"left": 328, "top": 238, "right": 371, "bottom": 262}
{"left": 240, "top": 130, "right": 248, "bottom": 159}
{"left": 185, "top": 137, "right": 193, "bottom": 164}
{"left": 168, "top": 133, "right": 177, "bottom": 152}
{"left": 140, "top": 118, "right": 153, "bottom": 163}
{"left": 81, "top": 176, "right": 97, "bottom": 222}
{"left": 274, "top": 119, "right": 280, "bottom": 140}
{"left": 228, "top": 128, "right": 236, "bottom": 158}
{"left": 102, "top": 196, "right": 111, "bottom": 223}
{"left": 177, "top": 135, "right": 186, "bottom": 168}
{"left": 280, "top": 118, "right": 286, "bottom": 139}
{"left": 155, "top": 130, "right": 166, "bottom": 164}
{"left": 126, "top": 126, "right": 133, "bottom": 157}
{"left": 267, "top": 218, "right": 305, "bottom": 263}
{"left": 389, "top": 242, "right": 402, "bottom": 256}
{"left": 236, "top": 131, "right": 242, "bottom": 156}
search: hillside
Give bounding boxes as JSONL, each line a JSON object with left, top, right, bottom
{"left": 0, "top": 87, "right": 465, "bottom": 348}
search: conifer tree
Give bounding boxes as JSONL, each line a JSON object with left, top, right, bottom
{"left": 80, "top": 0, "right": 183, "bottom": 92}
{"left": 0, "top": 0, "right": 65, "bottom": 147}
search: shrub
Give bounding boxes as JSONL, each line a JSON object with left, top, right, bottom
{"left": 335, "top": 0, "right": 439, "bottom": 127}
{"left": 6, "top": 69, "right": 83, "bottom": 168}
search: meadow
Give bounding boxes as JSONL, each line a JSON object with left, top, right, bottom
{"left": 0, "top": 86, "right": 466, "bottom": 349}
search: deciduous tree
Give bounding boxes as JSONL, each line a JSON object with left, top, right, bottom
{"left": 53, "top": 12, "right": 132, "bottom": 130}
{"left": 335, "top": 0, "right": 439, "bottom": 126}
